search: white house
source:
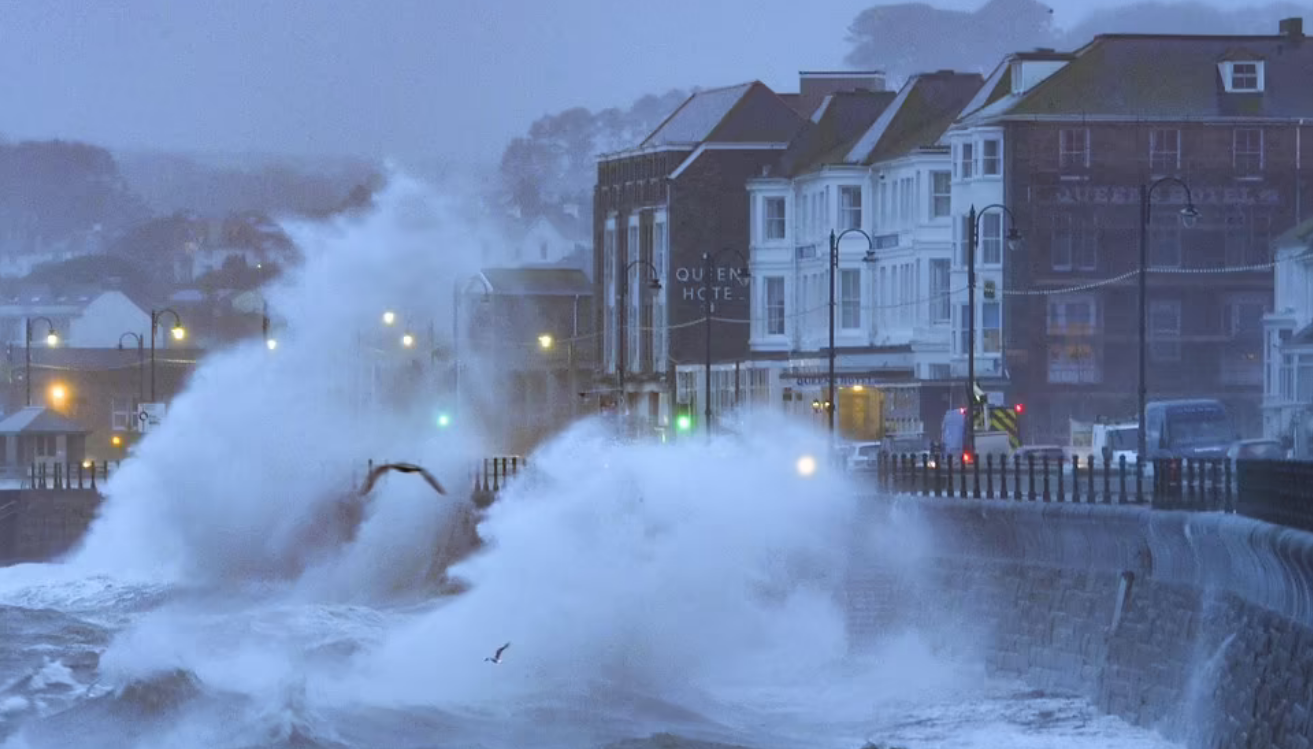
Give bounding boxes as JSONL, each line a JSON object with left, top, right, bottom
{"left": 0, "top": 289, "right": 152, "bottom": 349}
{"left": 1262, "top": 216, "right": 1313, "bottom": 451}
{"left": 745, "top": 71, "right": 985, "bottom": 441}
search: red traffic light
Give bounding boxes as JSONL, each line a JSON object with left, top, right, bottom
{"left": 1014, "top": 403, "right": 1025, "bottom": 414}
{"left": 958, "top": 407, "right": 966, "bottom": 414}
{"left": 962, "top": 451, "right": 975, "bottom": 465}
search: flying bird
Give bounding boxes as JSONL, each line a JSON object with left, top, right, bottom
{"left": 484, "top": 642, "right": 510, "bottom": 664}
{"left": 359, "top": 462, "right": 447, "bottom": 497}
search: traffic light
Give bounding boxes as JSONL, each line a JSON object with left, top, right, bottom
{"left": 1014, "top": 403, "right": 1025, "bottom": 414}
{"left": 674, "top": 403, "right": 693, "bottom": 433}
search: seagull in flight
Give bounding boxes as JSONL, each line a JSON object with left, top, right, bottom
{"left": 484, "top": 642, "right": 510, "bottom": 664}
{"left": 359, "top": 462, "right": 447, "bottom": 497}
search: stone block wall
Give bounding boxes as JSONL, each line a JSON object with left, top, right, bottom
{"left": 846, "top": 498, "right": 1313, "bottom": 749}
{"left": 0, "top": 489, "right": 103, "bottom": 564}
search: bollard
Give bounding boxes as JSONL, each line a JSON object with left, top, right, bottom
{"left": 1118, "top": 455, "right": 1128, "bottom": 504}
{"left": 1042, "top": 454, "right": 1052, "bottom": 503}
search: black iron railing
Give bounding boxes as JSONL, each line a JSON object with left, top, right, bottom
{"left": 24, "top": 461, "right": 122, "bottom": 491}
{"left": 873, "top": 453, "right": 1233, "bottom": 511}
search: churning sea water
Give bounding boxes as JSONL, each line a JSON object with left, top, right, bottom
{"left": 0, "top": 175, "right": 1182, "bottom": 749}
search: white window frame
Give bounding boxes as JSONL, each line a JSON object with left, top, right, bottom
{"left": 929, "top": 259, "right": 951, "bottom": 324}
{"left": 981, "top": 139, "right": 1000, "bottom": 176}
{"left": 981, "top": 212, "right": 1002, "bottom": 265}
{"left": 604, "top": 223, "right": 617, "bottom": 372}
{"left": 1149, "top": 129, "right": 1180, "bottom": 173}
{"left": 627, "top": 220, "right": 641, "bottom": 372}
{"left": 930, "top": 171, "right": 951, "bottom": 218}
{"left": 652, "top": 219, "right": 668, "bottom": 367}
{"left": 1059, "top": 128, "right": 1090, "bottom": 171}
{"left": 764, "top": 197, "right": 786, "bottom": 240}
{"left": 1233, "top": 128, "right": 1264, "bottom": 177}
{"left": 840, "top": 268, "right": 861, "bottom": 329}
{"left": 839, "top": 186, "right": 862, "bottom": 231}
{"left": 764, "top": 276, "right": 786, "bottom": 336}
{"left": 111, "top": 398, "right": 136, "bottom": 431}
{"left": 981, "top": 300, "right": 1001, "bottom": 354}
{"left": 1230, "top": 62, "right": 1261, "bottom": 92}
{"left": 960, "top": 142, "right": 975, "bottom": 179}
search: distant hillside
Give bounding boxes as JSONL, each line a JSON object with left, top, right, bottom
{"left": 115, "top": 149, "right": 384, "bottom": 218}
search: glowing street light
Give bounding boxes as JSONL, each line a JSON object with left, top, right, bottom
{"left": 437, "top": 412, "right": 451, "bottom": 428}
{"left": 383, "top": 311, "right": 397, "bottom": 326}
{"left": 796, "top": 454, "right": 818, "bottom": 477}
{"left": 538, "top": 334, "right": 554, "bottom": 350}
{"left": 401, "top": 333, "right": 415, "bottom": 348}
{"left": 49, "top": 383, "right": 68, "bottom": 405}
{"left": 111, "top": 435, "right": 123, "bottom": 447}
{"left": 266, "top": 338, "right": 278, "bottom": 351}
{"left": 24, "top": 316, "right": 59, "bottom": 407}
{"left": 45, "top": 332, "right": 58, "bottom": 347}
{"left": 170, "top": 324, "right": 186, "bottom": 341}
{"left": 149, "top": 308, "right": 186, "bottom": 402}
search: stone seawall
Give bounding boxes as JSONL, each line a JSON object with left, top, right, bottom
{"left": 0, "top": 490, "right": 103, "bottom": 564}
{"left": 846, "top": 498, "right": 1313, "bottom": 749}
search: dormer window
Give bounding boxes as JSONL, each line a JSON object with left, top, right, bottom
{"left": 1218, "top": 55, "right": 1265, "bottom": 93}
{"left": 1232, "top": 62, "right": 1259, "bottom": 90}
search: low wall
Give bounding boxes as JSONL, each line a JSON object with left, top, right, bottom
{"left": 0, "top": 489, "right": 103, "bottom": 564}
{"left": 846, "top": 498, "right": 1313, "bottom": 749}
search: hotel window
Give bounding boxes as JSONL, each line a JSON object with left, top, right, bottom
{"left": 839, "top": 186, "right": 862, "bottom": 230}
{"left": 930, "top": 171, "right": 951, "bottom": 218}
{"left": 1234, "top": 128, "right": 1264, "bottom": 176}
{"left": 1047, "top": 297, "right": 1101, "bottom": 384}
{"left": 982, "top": 301, "right": 1001, "bottom": 353}
{"left": 981, "top": 212, "right": 1002, "bottom": 265}
{"left": 1059, "top": 128, "right": 1090, "bottom": 171}
{"left": 1150, "top": 299, "right": 1182, "bottom": 362}
{"left": 111, "top": 398, "right": 136, "bottom": 431}
{"left": 981, "top": 139, "right": 1000, "bottom": 175}
{"left": 764, "top": 197, "right": 786, "bottom": 240}
{"left": 765, "top": 276, "right": 786, "bottom": 335}
{"left": 1149, "top": 129, "right": 1180, "bottom": 173}
{"left": 1149, "top": 210, "right": 1182, "bottom": 268}
{"left": 840, "top": 269, "right": 861, "bottom": 329}
{"left": 959, "top": 142, "right": 974, "bottom": 178}
{"left": 929, "top": 259, "right": 951, "bottom": 323}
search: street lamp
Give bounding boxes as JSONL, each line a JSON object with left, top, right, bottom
{"left": 262, "top": 301, "right": 277, "bottom": 350}
{"left": 701, "top": 248, "right": 750, "bottom": 440}
{"left": 117, "top": 332, "right": 146, "bottom": 403}
{"left": 452, "top": 277, "right": 491, "bottom": 418}
{"left": 48, "top": 382, "right": 68, "bottom": 408}
{"left": 618, "top": 259, "right": 663, "bottom": 419}
{"left": 24, "top": 316, "right": 59, "bottom": 407}
{"left": 149, "top": 308, "right": 185, "bottom": 402}
{"left": 401, "top": 333, "right": 415, "bottom": 348}
{"left": 538, "top": 334, "right": 554, "bottom": 350}
{"left": 382, "top": 310, "right": 396, "bottom": 326}
{"left": 826, "top": 228, "right": 878, "bottom": 445}
{"left": 965, "top": 204, "right": 1023, "bottom": 457}
{"left": 1138, "top": 178, "right": 1200, "bottom": 462}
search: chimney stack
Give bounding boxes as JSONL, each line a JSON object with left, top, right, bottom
{"left": 1280, "top": 17, "right": 1304, "bottom": 43}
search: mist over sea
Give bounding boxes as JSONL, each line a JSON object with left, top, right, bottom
{"left": 0, "top": 175, "right": 1180, "bottom": 749}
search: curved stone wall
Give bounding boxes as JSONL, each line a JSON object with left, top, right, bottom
{"left": 848, "top": 497, "right": 1313, "bottom": 748}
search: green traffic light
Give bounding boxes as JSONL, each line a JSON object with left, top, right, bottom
{"left": 676, "top": 414, "right": 691, "bottom": 431}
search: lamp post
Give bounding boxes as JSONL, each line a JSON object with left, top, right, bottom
{"left": 701, "top": 248, "right": 750, "bottom": 440}
{"left": 1137, "top": 178, "right": 1200, "bottom": 461}
{"left": 149, "top": 308, "right": 186, "bottom": 402}
{"left": 24, "top": 317, "right": 59, "bottom": 407}
{"left": 826, "top": 229, "right": 878, "bottom": 447}
{"left": 452, "top": 278, "right": 491, "bottom": 419}
{"left": 262, "top": 301, "right": 277, "bottom": 350}
{"left": 964, "top": 204, "right": 1023, "bottom": 458}
{"left": 117, "top": 332, "right": 145, "bottom": 403}
{"left": 617, "top": 259, "right": 662, "bottom": 420}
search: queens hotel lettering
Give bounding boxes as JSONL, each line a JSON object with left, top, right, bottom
{"left": 674, "top": 266, "right": 749, "bottom": 302}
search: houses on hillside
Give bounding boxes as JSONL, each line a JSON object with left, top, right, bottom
{"left": 593, "top": 16, "right": 1313, "bottom": 446}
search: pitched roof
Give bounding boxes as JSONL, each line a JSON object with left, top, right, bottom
{"left": 982, "top": 33, "right": 1313, "bottom": 121}
{"left": 771, "top": 90, "right": 898, "bottom": 177}
{"left": 640, "top": 82, "right": 756, "bottom": 147}
{"left": 0, "top": 407, "right": 89, "bottom": 435}
{"left": 477, "top": 268, "right": 592, "bottom": 296}
{"left": 845, "top": 71, "right": 984, "bottom": 165}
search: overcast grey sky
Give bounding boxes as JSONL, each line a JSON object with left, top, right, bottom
{"left": 0, "top": 0, "right": 1263, "bottom": 167}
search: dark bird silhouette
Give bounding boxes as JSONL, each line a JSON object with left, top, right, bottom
{"left": 484, "top": 642, "right": 510, "bottom": 664}
{"left": 359, "top": 462, "right": 447, "bottom": 497}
